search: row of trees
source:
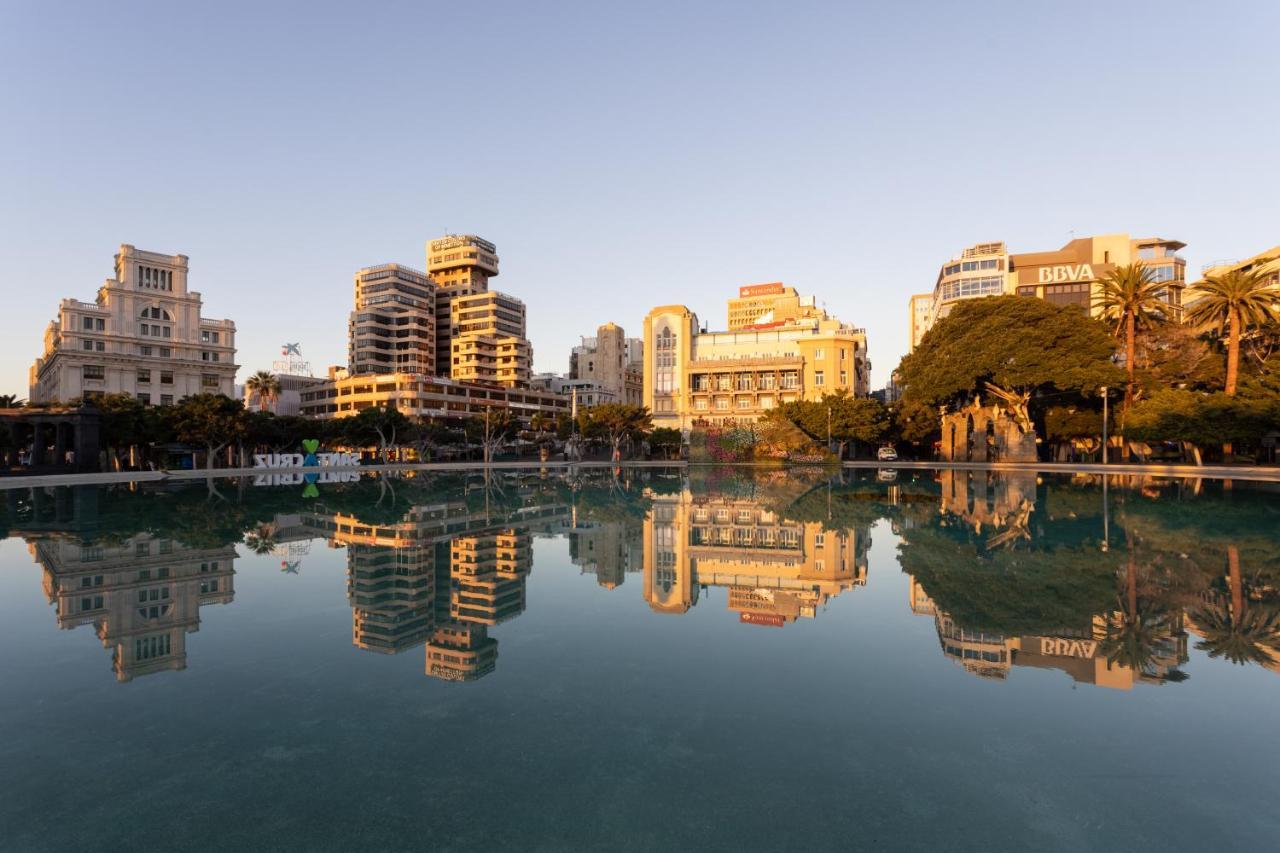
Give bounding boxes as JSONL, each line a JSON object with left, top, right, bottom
{"left": 75, "top": 393, "right": 679, "bottom": 471}
{"left": 895, "top": 266, "right": 1280, "bottom": 461}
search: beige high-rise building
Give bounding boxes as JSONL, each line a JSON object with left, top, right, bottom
{"left": 1194, "top": 245, "right": 1280, "bottom": 305}
{"left": 569, "top": 322, "right": 643, "bottom": 406}
{"left": 726, "top": 282, "right": 826, "bottom": 330}
{"left": 908, "top": 293, "right": 932, "bottom": 352}
{"left": 348, "top": 263, "right": 436, "bottom": 376}
{"left": 644, "top": 288, "right": 870, "bottom": 431}
{"left": 426, "top": 234, "right": 500, "bottom": 377}
{"left": 449, "top": 291, "right": 532, "bottom": 386}
{"left": 29, "top": 245, "right": 237, "bottom": 405}
{"left": 910, "top": 234, "right": 1188, "bottom": 343}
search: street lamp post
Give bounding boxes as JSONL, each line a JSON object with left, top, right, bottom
{"left": 1100, "top": 386, "right": 1108, "bottom": 466}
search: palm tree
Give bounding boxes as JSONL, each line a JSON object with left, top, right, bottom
{"left": 245, "top": 370, "right": 282, "bottom": 412}
{"left": 1185, "top": 268, "right": 1279, "bottom": 395}
{"left": 1190, "top": 544, "right": 1280, "bottom": 667}
{"left": 0, "top": 394, "right": 25, "bottom": 409}
{"left": 243, "top": 522, "right": 279, "bottom": 555}
{"left": 1095, "top": 263, "right": 1167, "bottom": 410}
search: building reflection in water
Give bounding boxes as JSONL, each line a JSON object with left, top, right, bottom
{"left": 303, "top": 491, "right": 567, "bottom": 682}
{"left": 27, "top": 531, "right": 235, "bottom": 682}
{"left": 7, "top": 467, "right": 1277, "bottom": 690}
{"left": 643, "top": 486, "right": 870, "bottom": 626}
{"left": 909, "top": 470, "right": 1190, "bottom": 689}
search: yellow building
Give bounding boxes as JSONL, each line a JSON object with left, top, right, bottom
{"left": 911, "top": 234, "right": 1188, "bottom": 343}
{"left": 644, "top": 289, "right": 870, "bottom": 431}
{"left": 641, "top": 488, "right": 868, "bottom": 624}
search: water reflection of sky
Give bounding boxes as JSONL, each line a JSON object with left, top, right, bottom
{"left": 1, "top": 468, "right": 1277, "bottom": 851}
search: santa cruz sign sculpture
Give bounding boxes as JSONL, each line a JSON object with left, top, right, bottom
{"left": 252, "top": 439, "right": 359, "bottom": 469}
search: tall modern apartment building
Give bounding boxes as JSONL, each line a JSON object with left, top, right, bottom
{"left": 348, "top": 263, "right": 436, "bottom": 376}
{"left": 426, "top": 234, "right": 500, "bottom": 378}
{"left": 29, "top": 245, "right": 237, "bottom": 405}
{"left": 449, "top": 291, "right": 532, "bottom": 386}
{"left": 909, "top": 233, "right": 1187, "bottom": 344}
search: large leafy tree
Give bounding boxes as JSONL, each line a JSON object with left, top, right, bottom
{"left": 581, "top": 404, "right": 652, "bottom": 460}
{"left": 898, "top": 296, "right": 1122, "bottom": 409}
{"left": 1186, "top": 268, "right": 1279, "bottom": 395}
{"left": 464, "top": 407, "right": 518, "bottom": 463}
{"left": 777, "top": 391, "right": 887, "bottom": 459}
{"left": 166, "top": 394, "right": 246, "bottom": 469}
{"left": 1095, "top": 263, "right": 1168, "bottom": 411}
{"left": 344, "top": 403, "right": 412, "bottom": 462}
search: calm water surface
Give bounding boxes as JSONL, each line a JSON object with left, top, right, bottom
{"left": 1, "top": 468, "right": 1277, "bottom": 852}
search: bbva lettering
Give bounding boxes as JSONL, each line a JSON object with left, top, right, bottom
{"left": 1037, "top": 264, "right": 1095, "bottom": 283}
{"left": 1039, "top": 638, "right": 1098, "bottom": 658}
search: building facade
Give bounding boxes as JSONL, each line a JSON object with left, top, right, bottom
{"left": 1196, "top": 245, "right": 1280, "bottom": 303}
{"left": 568, "top": 322, "right": 644, "bottom": 406}
{"left": 348, "top": 264, "right": 436, "bottom": 376}
{"left": 643, "top": 290, "right": 870, "bottom": 431}
{"left": 911, "top": 234, "right": 1187, "bottom": 343}
{"left": 449, "top": 290, "right": 532, "bottom": 386}
{"left": 30, "top": 245, "right": 237, "bottom": 404}
{"left": 298, "top": 369, "right": 569, "bottom": 421}
{"left": 426, "top": 234, "right": 500, "bottom": 378}
{"left": 726, "top": 282, "right": 826, "bottom": 330}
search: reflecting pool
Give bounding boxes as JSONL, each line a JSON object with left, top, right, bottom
{"left": 1, "top": 467, "right": 1278, "bottom": 851}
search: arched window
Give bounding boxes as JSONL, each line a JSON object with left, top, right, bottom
{"left": 140, "top": 306, "right": 172, "bottom": 322}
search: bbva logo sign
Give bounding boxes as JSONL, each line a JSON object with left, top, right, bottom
{"left": 1037, "top": 264, "right": 1095, "bottom": 283}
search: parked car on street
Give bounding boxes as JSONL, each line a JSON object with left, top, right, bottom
{"left": 876, "top": 446, "right": 898, "bottom": 462}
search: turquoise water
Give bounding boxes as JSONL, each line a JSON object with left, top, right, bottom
{"left": 1, "top": 468, "right": 1277, "bottom": 852}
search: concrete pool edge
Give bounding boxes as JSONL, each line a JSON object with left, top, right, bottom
{"left": 3, "top": 458, "right": 1280, "bottom": 488}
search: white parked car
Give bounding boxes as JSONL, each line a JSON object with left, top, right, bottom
{"left": 876, "top": 446, "right": 898, "bottom": 462}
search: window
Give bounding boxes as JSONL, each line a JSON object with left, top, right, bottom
{"left": 137, "top": 369, "right": 151, "bottom": 383}
{"left": 159, "top": 347, "right": 171, "bottom": 358}
{"left": 83, "top": 365, "right": 104, "bottom": 380}
{"left": 160, "top": 371, "right": 173, "bottom": 384}
{"left": 160, "top": 394, "right": 173, "bottom": 406}
{"left": 759, "top": 395, "right": 775, "bottom": 409}
{"left": 1044, "top": 283, "right": 1090, "bottom": 308}
{"left": 1138, "top": 246, "right": 1156, "bottom": 260}
{"left": 695, "top": 398, "right": 709, "bottom": 410}
{"left": 82, "top": 316, "right": 93, "bottom": 330}
{"left": 137, "top": 393, "right": 150, "bottom": 405}
{"left": 814, "top": 348, "right": 824, "bottom": 359}
{"left": 736, "top": 396, "right": 752, "bottom": 409}
{"left": 814, "top": 371, "right": 825, "bottom": 387}
{"left": 201, "top": 352, "right": 220, "bottom": 362}
{"left": 202, "top": 374, "right": 219, "bottom": 388}
{"left": 96, "top": 318, "right": 105, "bottom": 331}
{"left": 201, "top": 330, "right": 220, "bottom": 344}
{"left": 140, "top": 345, "right": 153, "bottom": 356}
{"left": 840, "top": 371, "right": 848, "bottom": 385}
{"left": 83, "top": 339, "right": 94, "bottom": 351}
{"left": 715, "top": 397, "right": 729, "bottom": 410}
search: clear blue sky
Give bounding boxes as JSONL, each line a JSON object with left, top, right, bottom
{"left": 3, "top": 0, "right": 1277, "bottom": 399}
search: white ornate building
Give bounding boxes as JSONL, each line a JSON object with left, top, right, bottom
{"left": 29, "top": 245, "right": 237, "bottom": 404}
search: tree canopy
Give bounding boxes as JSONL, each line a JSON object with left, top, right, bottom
{"left": 898, "top": 296, "right": 1122, "bottom": 408}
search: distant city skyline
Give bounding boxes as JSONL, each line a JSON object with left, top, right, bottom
{"left": 3, "top": 1, "right": 1278, "bottom": 398}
